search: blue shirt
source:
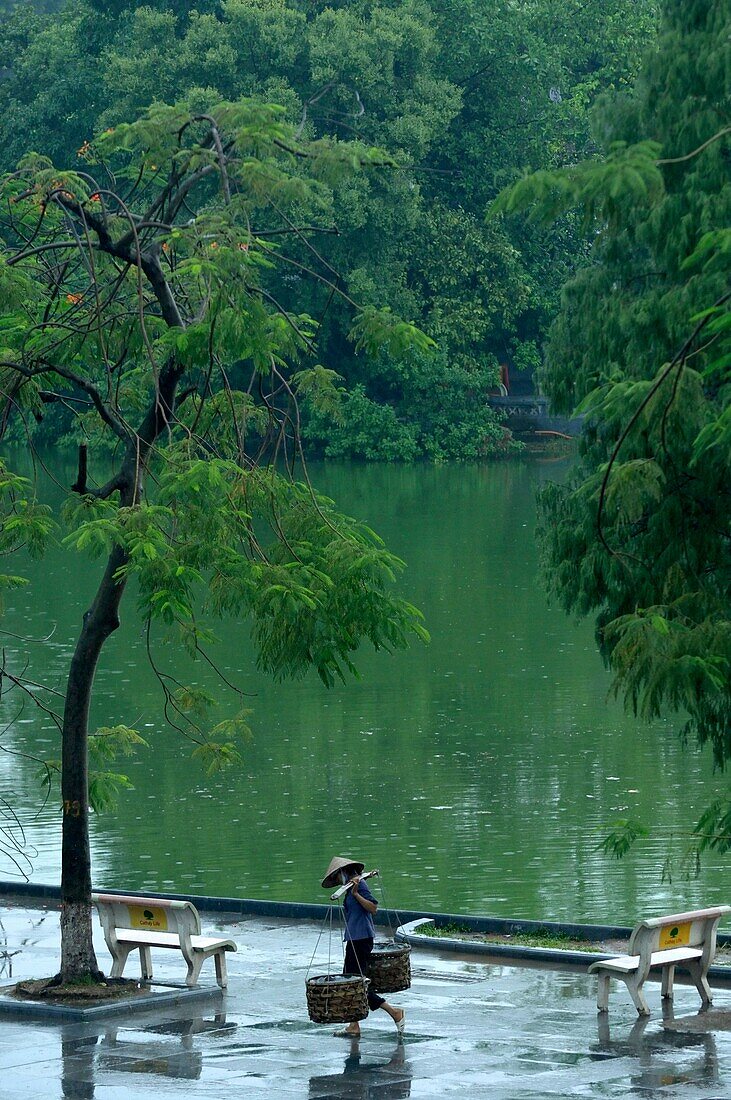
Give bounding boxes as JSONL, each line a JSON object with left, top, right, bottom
{"left": 343, "top": 880, "right": 377, "bottom": 941}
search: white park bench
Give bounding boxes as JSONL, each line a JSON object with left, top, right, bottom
{"left": 588, "top": 905, "right": 730, "bottom": 1015}
{"left": 92, "top": 893, "right": 237, "bottom": 988}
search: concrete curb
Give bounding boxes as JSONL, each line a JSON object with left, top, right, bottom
{"left": 395, "top": 918, "right": 731, "bottom": 984}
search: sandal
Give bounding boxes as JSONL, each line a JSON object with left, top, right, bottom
{"left": 395, "top": 1010, "right": 406, "bottom": 1037}
{"left": 334, "top": 1028, "right": 360, "bottom": 1038}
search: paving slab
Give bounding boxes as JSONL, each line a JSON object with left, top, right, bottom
{"left": 0, "top": 900, "right": 730, "bottom": 1098}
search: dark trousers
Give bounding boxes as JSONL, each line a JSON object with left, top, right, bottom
{"left": 343, "top": 937, "right": 385, "bottom": 1011}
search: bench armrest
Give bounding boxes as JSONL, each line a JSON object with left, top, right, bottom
{"left": 639, "top": 906, "right": 731, "bottom": 928}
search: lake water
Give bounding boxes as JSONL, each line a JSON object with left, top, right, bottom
{"left": 2, "top": 454, "right": 729, "bottom": 923}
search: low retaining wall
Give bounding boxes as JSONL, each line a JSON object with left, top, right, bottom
{"left": 395, "top": 917, "right": 615, "bottom": 967}
{"left": 3, "top": 881, "right": 730, "bottom": 979}
{"left": 0, "top": 880, "right": 634, "bottom": 936}
{"left": 394, "top": 917, "right": 731, "bottom": 984}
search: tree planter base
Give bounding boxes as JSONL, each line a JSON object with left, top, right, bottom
{"left": 14, "top": 976, "right": 146, "bottom": 1003}
{"left": 0, "top": 981, "right": 223, "bottom": 1021}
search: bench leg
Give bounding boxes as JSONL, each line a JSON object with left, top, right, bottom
{"left": 109, "top": 945, "right": 134, "bottom": 979}
{"left": 139, "top": 946, "right": 153, "bottom": 982}
{"left": 214, "top": 950, "right": 228, "bottom": 989}
{"left": 185, "top": 953, "right": 205, "bottom": 988}
{"left": 596, "top": 972, "right": 611, "bottom": 1012}
{"left": 686, "top": 960, "right": 713, "bottom": 1007}
{"left": 661, "top": 964, "right": 675, "bottom": 1001}
{"left": 625, "top": 975, "right": 650, "bottom": 1016}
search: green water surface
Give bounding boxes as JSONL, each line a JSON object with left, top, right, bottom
{"left": 2, "top": 456, "right": 728, "bottom": 923}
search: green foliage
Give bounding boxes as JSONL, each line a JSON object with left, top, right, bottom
{"left": 173, "top": 686, "right": 217, "bottom": 721}
{"left": 304, "top": 350, "right": 511, "bottom": 461}
{"left": 597, "top": 819, "right": 649, "bottom": 859}
{"left": 350, "top": 307, "right": 435, "bottom": 360}
{"left": 0, "top": 0, "right": 659, "bottom": 457}
{"left": 305, "top": 384, "right": 421, "bottom": 461}
{"left": 491, "top": 140, "right": 663, "bottom": 230}
{"left": 39, "top": 725, "right": 149, "bottom": 814}
{"left": 598, "top": 791, "right": 731, "bottom": 876}
{"left": 191, "top": 708, "right": 253, "bottom": 775}
{"left": 89, "top": 725, "right": 148, "bottom": 764}
{"left": 419, "top": 921, "right": 471, "bottom": 937}
{"left": 0, "top": 463, "right": 54, "bottom": 576}
{"left": 0, "top": 97, "right": 437, "bottom": 980}
{"left": 498, "top": 0, "right": 730, "bottom": 856}
{"left": 87, "top": 772, "right": 134, "bottom": 815}
{"left": 694, "top": 792, "right": 731, "bottom": 856}
{"left": 292, "top": 365, "right": 346, "bottom": 422}
{"left": 420, "top": 922, "right": 602, "bottom": 952}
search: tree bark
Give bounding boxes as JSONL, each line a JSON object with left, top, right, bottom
{"left": 59, "top": 545, "right": 129, "bottom": 981}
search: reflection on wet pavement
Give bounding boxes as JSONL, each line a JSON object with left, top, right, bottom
{"left": 59, "top": 1013, "right": 234, "bottom": 1097}
{"left": 593, "top": 1010, "right": 723, "bottom": 1096}
{"left": 308, "top": 1038, "right": 412, "bottom": 1098}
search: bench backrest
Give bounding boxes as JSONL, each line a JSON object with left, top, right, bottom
{"left": 92, "top": 893, "right": 201, "bottom": 941}
{"left": 629, "top": 906, "right": 730, "bottom": 965}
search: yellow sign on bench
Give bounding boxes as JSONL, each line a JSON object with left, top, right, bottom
{"left": 128, "top": 904, "right": 169, "bottom": 932}
{"left": 658, "top": 921, "right": 691, "bottom": 950}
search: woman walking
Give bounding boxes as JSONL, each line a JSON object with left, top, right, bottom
{"left": 321, "top": 855, "right": 406, "bottom": 1039}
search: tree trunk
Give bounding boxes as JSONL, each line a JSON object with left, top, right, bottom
{"left": 57, "top": 283, "right": 181, "bottom": 981}
{"left": 58, "top": 545, "right": 129, "bottom": 982}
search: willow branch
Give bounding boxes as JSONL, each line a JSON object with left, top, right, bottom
{"left": 658, "top": 126, "right": 731, "bottom": 165}
{"left": 596, "top": 290, "right": 731, "bottom": 563}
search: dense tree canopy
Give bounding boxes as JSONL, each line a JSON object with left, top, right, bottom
{"left": 0, "top": 0, "right": 659, "bottom": 458}
{"left": 494, "top": 0, "right": 730, "bottom": 850}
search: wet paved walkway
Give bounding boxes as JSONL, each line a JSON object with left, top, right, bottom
{"left": 1, "top": 901, "right": 730, "bottom": 1098}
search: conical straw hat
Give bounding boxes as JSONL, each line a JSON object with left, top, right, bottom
{"left": 321, "top": 855, "right": 365, "bottom": 889}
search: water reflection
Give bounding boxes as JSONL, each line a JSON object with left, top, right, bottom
{"left": 59, "top": 1012, "right": 233, "bottom": 1097}
{"left": 595, "top": 1009, "right": 661, "bottom": 1049}
{"left": 61, "top": 1035, "right": 98, "bottom": 1100}
{"left": 593, "top": 1009, "right": 721, "bottom": 1095}
{"left": 308, "top": 1037, "right": 412, "bottom": 1098}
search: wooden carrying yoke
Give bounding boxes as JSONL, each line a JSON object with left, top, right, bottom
{"left": 330, "top": 868, "right": 379, "bottom": 901}
{"left": 92, "top": 893, "right": 237, "bottom": 988}
{"left": 588, "top": 905, "right": 731, "bottom": 1015}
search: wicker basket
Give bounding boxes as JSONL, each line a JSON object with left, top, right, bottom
{"left": 305, "top": 974, "right": 370, "bottom": 1024}
{"left": 366, "top": 942, "right": 411, "bottom": 993}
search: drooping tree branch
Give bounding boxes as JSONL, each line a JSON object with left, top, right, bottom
{"left": 596, "top": 290, "right": 731, "bottom": 563}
